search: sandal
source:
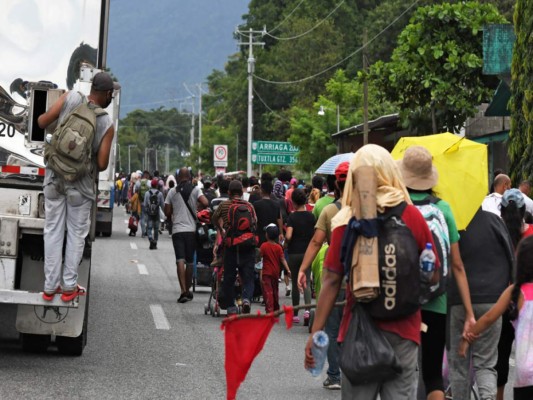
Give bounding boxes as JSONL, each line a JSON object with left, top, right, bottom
{"left": 42, "top": 287, "right": 62, "bottom": 301}
{"left": 60, "top": 285, "right": 86, "bottom": 302}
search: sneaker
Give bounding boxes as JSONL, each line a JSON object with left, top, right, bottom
{"left": 286, "top": 288, "right": 291, "bottom": 297}
{"left": 42, "top": 287, "right": 61, "bottom": 301}
{"left": 60, "top": 285, "right": 86, "bottom": 302}
{"left": 242, "top": 300, "right": 251, "bottom": 314}
{"left": 303, "top": 310, "right": 310, "bottom": 326}
{"left": 186, "top": 292, "right": 193, "bottom": 300}
{"left": 292, "top": 316, "right": 300, "bottom": 324}
{"left": 323, "top": 376, "right": 341, "bottom": 390}
{"left": 177, "top": 293, "right": 189, "bottom": 303}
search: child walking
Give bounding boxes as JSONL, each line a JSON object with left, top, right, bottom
{"left": 460, "top": 235, "right": 533, "bottom": 400}
{"left": 260, "top": 224, "right": 291, "bottom": 313}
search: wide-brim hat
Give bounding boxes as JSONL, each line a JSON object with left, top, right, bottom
{"left": 397, "top": 145, "right": 438, "bottom": 191}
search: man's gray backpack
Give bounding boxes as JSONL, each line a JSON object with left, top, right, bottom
{"left": 44, "top": 93, "right": 106, "bottom": 182}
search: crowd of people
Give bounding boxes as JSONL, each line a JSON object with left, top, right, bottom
{"left": 114, "top": 142, "right": 533, "bottom": 400}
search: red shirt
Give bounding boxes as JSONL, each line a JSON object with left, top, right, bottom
{"left": 325, "top": 204, "right": 437, "bottom": 345}
{"left": 523, "top": 224, "right": 533, "bottom": 238}
{"left": 260, "top": 241, "right": 284, "bottom": 277}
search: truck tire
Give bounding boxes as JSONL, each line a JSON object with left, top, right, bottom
{"left": 102, "top": 231, "right": 112, "bottom": 237}
{"left": 56, "top": 279, "right": 90, "bottom": 356}
{"left": 21, "top": 333, "right": 51, "bottom": 353}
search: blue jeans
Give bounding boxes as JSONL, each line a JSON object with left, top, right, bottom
{"left": 147, "top": 217, "right": 160, "bottom": 242}
{"left": 326, "top": 289, "right": 345, "bottom": 380}
{"left": 222, "top": 246, "right": 255, "bottom": 308}
{"left": 140, "top": 206, "right": 147, "bottom": 236}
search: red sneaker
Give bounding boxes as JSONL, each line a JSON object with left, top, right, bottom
{"left": 42, "top": 287, "right": 62, "bottom": 301}
{"left": 60, "top": 285, "right": 86, "bottom": 302}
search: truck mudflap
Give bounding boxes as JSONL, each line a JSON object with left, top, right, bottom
{"left": 15, "top": 247, "right": 90, "bottom": 338}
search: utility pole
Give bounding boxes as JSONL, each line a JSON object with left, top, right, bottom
{"left": 197, "top": 84, "right": 203, "bottom": 170}
{"left": 165, "top": 144, "right": 169, "bottom": 175}
{"left": 363, "top": 29, "right": 369, "bottom": 146}
{"left": 237, "top": 27, "right": 264, "bottom": 177}
{"left": 128, "top": 144, "right": 137, "bottom": 174}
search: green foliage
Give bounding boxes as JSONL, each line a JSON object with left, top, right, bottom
{"left": 508, "top": 0, "right": 533, "bottom": 183}
{"left": 117, "top": 108, "right": 191, "bottom": 174}
{"left": 369, "top": 1, "right": 506, "bottom": 134}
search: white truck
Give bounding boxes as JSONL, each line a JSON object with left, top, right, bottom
{"left": 0, "top": 0, "right": 118, "bottom": 355}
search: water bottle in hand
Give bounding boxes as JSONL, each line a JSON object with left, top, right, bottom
{"left": 307, "top": 330, "right": 329, "bottom": 377}
{"left": 420, "top": 242, "right": 435, "bottom": 283}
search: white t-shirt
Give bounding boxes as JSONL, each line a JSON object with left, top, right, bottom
{"left": 482, "top": 192, "right": 502, "bottom": 216}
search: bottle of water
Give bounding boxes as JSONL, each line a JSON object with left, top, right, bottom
{"left": 420, "top": 243, "right": 435, "bottom": 282}
{"left": 307, "top": 330, "right": 329, "bottom": 377}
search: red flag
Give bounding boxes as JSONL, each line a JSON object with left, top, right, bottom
{"left": 283, "top": 305, "right": 294, "bottom": 329}
{"left": 221, "top": 316, "right": 278, "bottom": 400}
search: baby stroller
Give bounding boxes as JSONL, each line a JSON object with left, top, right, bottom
{"left": 193, "top": 209, "right": 217, "bottom": 291}
{"left": 204, "top": 261, "right": 243, "bottom": 317}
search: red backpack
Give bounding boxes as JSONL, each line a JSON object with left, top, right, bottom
{"left": 224, "top": 199, "right": 258, "bottom": 248}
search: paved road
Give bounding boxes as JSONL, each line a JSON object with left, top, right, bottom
{"left": 0, "top": 207, "right": 516, "bottom": 399}
{"left": 0, "top": 208, "right": 339, "bottom": 400}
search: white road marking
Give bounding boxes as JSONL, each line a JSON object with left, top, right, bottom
{"left": 130, "top": 242, "right": 138, "bottom": 250}
{"left": 175, "top": 363, "right": 187, "bottom": 367}
{"left": 150, "top": 304, "right": 170, "bottom": 330}
{"left": 137, "top": 263, "right": 148, "bottom": 275}
{"left": 124, "top": 219, "right": 129, "bottom": 224}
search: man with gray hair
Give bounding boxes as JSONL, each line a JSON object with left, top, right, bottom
{"left": 482, "top": 174, "right": 511, "bottom": 216}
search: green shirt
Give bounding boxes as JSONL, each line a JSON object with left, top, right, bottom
{"left": 409, "top": 193, "right": 460, "bottom": 314}
{"left": 312, "top": 195, "right": 335, "bottom": 220}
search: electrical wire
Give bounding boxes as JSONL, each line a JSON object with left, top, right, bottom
{"left": 265, "top": 0, "right": 345, "bottom": 41}
{"left": 254, "top": 0, "right": 420, "bottom": 85}
{"left": 267, "top": 0, "right": 306, "bottom": 34}
{"left": 121, "top": 96, "right": 192, "bottom": 108}
{"left": 252, "top": 86, "right": 292, "bottom": 122}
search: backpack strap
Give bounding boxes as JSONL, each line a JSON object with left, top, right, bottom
{"left": 379, "top": 201, "right": 408, "bottom": 220}
{"left": 179, "top": 191, "right": 198, "bottom": 222}
{"left": 334, "top": 200, "right": 342, "bottom": 210}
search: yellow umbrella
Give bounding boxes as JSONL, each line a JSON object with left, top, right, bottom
{"left": 391, "top": 133, "right": 488, "bottom": 230}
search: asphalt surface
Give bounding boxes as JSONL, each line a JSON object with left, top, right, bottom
{"left": 0, "top": 208, "right": 339, "bottom": 400}
{"left": 0, "top": 207, "right": 516, "bottom": 399}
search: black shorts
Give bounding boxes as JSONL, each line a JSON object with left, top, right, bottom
{"left": 172, "top": 232, "right": 196, "bottom": 264}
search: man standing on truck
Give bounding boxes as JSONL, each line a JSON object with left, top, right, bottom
{"left": 37, "top": 71, "right": 118, "bottom": 302}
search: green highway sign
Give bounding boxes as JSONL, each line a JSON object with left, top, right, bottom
{"left": 251, "top": 141, "right": 299, "bottom": 165}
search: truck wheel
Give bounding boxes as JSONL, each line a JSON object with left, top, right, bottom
{"left": 21, "top": 333, "right": 51, "bottom": 353}
{"left": 57, "top": 283, "right": 89, "bottom": 356}
{"left": 102, "top": 231, "right": 112, "bottom": 237}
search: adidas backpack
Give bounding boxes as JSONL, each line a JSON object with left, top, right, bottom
{"left": 342, "top": 202, "right": 421, "bottom": 320}
{"left": 147, "top": 190, "right": 160, "bottom": 219}
{"left": 412, "top": 196, "right": 450, "bottom": 304}
{"left": 44, "top": 93, "right": 106, "bottom": 182}
{"left": 224, "top": 199, "right": 258, "bottom": 248}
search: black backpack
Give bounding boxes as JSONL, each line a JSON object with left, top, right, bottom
{"left": 342, "top": 202, "right": 420, "bottom": 320}
{"left": 224, "top": 199, "right": 258, "bottom": 248}
{"left": 147, "top": 190, "right": 160, "bottom": 219}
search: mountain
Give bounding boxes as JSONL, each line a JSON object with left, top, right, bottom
{"left": 107, "top": 0, "right": 249, "bottom": 116}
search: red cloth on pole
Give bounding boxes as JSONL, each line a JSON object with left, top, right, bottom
{"left": 283, "top": 305, "right": 294, "bottom": 329}
{"left": 221, "top": 316, "right": 278, "bottom": 400}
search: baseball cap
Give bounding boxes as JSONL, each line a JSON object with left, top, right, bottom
{"left": 151, "top": 178, "right": 159, "bottom": 188}
{"left": 264, "top": 223, "right": 279, "bottom": 239}
{"left": 501, "top": 188, "right": 525, "bottom": 208}
{"left": 290, "top": 178, "right": 298, "bottom": 185}
{"left": 335, "top": 161, "right": 350, "bottom": 182}
{"left": 92, "top": 72, "right": 121, "bottom": 91}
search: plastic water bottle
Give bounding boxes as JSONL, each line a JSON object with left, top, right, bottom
{"left": 307, "top": 330, "right": 329, "bottom": 377}
{"left": 420, "top": 243, "right": 435, "bottom": 282}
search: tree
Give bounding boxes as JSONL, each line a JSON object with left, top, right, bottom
{"left": 369, "top": 2, "right": 506, "bottom": 134}
{"left": 508, "top": 0, "right": 533, "bottom": 183}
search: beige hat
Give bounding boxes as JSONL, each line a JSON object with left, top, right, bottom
{"left": 397, "top": 146, "right": 438, "bottom": 191}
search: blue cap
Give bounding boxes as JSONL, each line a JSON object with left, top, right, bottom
{"left": 501, "top": 188, "right": 525, "bottom": 208}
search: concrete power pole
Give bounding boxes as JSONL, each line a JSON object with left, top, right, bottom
{"left": 237, "top": 28, "right": 264, "bottom": 177}
{"left": 363, "top": 29, "right": 369, "bottom": 146}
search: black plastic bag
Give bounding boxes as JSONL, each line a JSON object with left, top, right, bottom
{"left": 339, "top": 303, "right": 403, "bottom": 385}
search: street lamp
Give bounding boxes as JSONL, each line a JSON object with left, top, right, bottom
{"left": 128, "top": 144, "right": 137, "bottom": 174}
{"left": 318, "top": 105, "right": 340, "bottom": 132}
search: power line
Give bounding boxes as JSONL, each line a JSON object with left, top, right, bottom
{"left": 252, "top": 86, "right": 292, "bottom": 122}
{"left": 121, "top": 96, "right": 192, "bottom": 108}
{"left": 254, "top": 0, "right": 420, "bottom": 85}
{"left": 265, "top": 0, "right": 345, "bottom": 41}
{"left": 267, "top": 0, "right": 306, "bottom": 34}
